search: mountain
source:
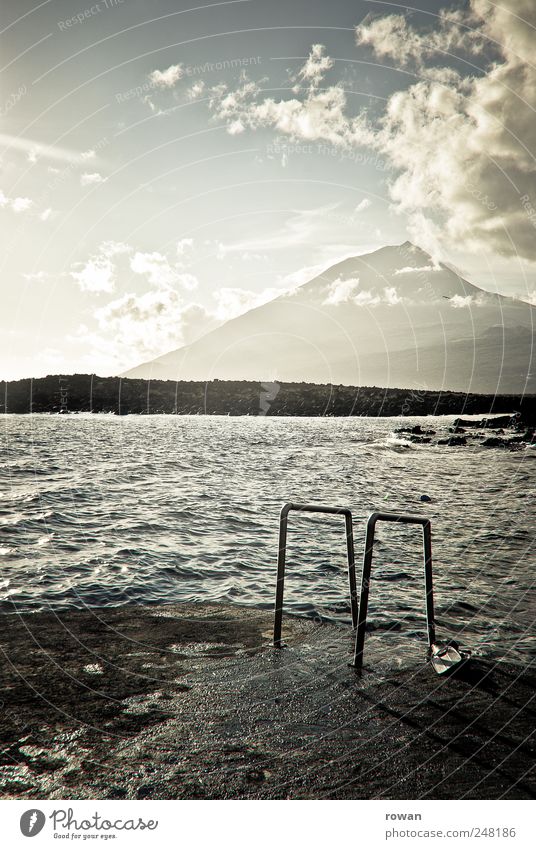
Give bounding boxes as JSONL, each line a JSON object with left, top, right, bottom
{"left": 123, "top": 242, "right": 535, "bottom": 393}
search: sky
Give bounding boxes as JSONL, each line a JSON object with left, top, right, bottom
{"left": 1, "top": 0, "right": 535, "bottom": 379}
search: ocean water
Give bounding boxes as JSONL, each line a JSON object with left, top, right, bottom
{"left": 1, "top": 414, "right": 534, "bottom": 666}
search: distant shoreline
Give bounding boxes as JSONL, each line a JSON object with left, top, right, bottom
{"left": 1, "top": 373, "right": 534, "bottom": 419}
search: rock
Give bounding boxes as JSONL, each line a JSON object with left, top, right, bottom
{"left": 452, "top": 415, "right": 518, "bottom": 430}
{"left": 135, "top": 783, "right": 156, "bottom": 799}
{"left": 482, "top": 436, "right": 524, "bottom": 450}
{"left": 408, "top": 435, "right": 432, "bottom": 444}
{"left": 453, "top": 418, "right": 483, "bottom": 429}
{"left": 482, "top": 415, "right": 516, "bottom": 429}
{"left": 420, "top": 495, "right": 432, "bottom": 502}
{"left": 394, "top": 425, "right": 435, "bottom": 435}
{"left": 438, "top": 436, "right": 467, "bottom": 446}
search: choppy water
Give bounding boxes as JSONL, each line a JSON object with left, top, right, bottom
{"left": 1, "top": 414, "right": 534, "bottom": 665}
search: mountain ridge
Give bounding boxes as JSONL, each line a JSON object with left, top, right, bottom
{"left": 123, "top": 242, "right": 535, "bottom": 393}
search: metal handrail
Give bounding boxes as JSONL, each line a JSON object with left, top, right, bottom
{"left": 352, "top": 511, "right": 436, "bottom": 672}
{"left": 273, "top": 502, "right": 358, "bottom": 647}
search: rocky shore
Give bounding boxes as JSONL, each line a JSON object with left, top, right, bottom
{"left": 0, "top": 603, "right": 534, "bottom": 800}
{"left": 395, "top": 413, "right": 536, "bottom": 450}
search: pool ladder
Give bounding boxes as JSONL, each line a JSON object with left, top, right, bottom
{"left": 273, "top": 503, "right": 439, "bottom": 673}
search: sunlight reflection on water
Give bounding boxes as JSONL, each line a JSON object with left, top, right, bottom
{"left": 1, "top": 413, "right": 534, "bottom": 665}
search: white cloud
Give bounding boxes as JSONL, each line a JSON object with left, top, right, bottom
{"left": 176, "top": 237, "right": 194, "bottom": 256}
{"left": 395, "top": 265, "right": 437, "bottom": 275}
{"left": 149, "top": 64, "right": 183, "bottom": 88}
{"left": 130, "top": 251, "right": 198, "bottom": 290}
{"left": 204, "top": 2, "right": 536, "bottom": 261}
{"left": 39, "top": 207, "right": 53, "bottom": 221}
{"left": 448, "top": 293, "right": 489, "bottom": 308}
{"left": 450, "top": 294, "right": 474, "bottom": 308}
{"left": 355, "top": 198, "right": 371, "bottom": 213}
{"left": 0, "top": 189, "right": 34, "bottom": 213}
{"left": 0, "top": 133, "right": 98, "bottom": 165}
{"left": 383, "top": 285, "right": 402, "bottom": 305}
{"left": 277, "top": 260, "right": 335, "bottom": 290}
{"left": 299, "top": 43, "right": 334, "bottom": 86}
{"left": 208, "top": 47, "right": 374, "bottom": 148}
{"left": 187, "top": 80, "right": 205, "bottom": 100}
{"left": 93, "top": 289, "right": 213, "bottom": 364}
{"left": 217, "top": 205, "right": 358, "bottom": 257}
{"left": 361, "top": 0, "right": 536, "bottom": 261}
{"left": 100, "top": 240, "right": 131, "bottom": 258}
{"left": 70, "top": 256, "right": 115, "bottom": 294}
{"left": 69, "top": 242, "right": 132, "bottom": 294}
{"left": 323, "top": 276, "right": 403, "bottom": 307}
{"left": 80, "top": 172, "right": 106, "bottom": 186}
{"left": 21, "top": 270, "right": 51, "bottom": 282}
{"left": 519, "top": 290, "right": 536, "bottom": 306}
{"left": 324, "top": 276, "right": 361, "bottom": 305}
{"left": 69, "top": 242, "right": 198, "bottom": 297}
{"left": 355, "top": 9, "right": 486, "bottom": 68}
{"left": 10, "top": 196, "right": 33, "bottom": 213}
{"left": 213, "top": 286, "right": 283, "bottom": 320}
{"left": 85, "top": 279, "right": 286, "bottom": 371}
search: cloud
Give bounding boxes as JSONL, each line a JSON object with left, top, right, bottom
{"left": 80, "top": 172, "right": 106, "bottom": 186}
{"left": 10, "top": 196, "right": 33, "bottom": 213}
{"left": 100, "top": 240, "right": 131, "bottom": 258}
{"left": 149, "top": 64, "right": 184, "bottom": 88}
{"left": 520, "top": 290, "right": 536, "bottom": 305}
{"left": 395, "top": 265, "right": 437, "bottom": 275}
{"left": 187, "top": 80, "right": 205, "bottom": 100}
{"left": 213, "top": 286, "right": 284, "bottom": 320}
{"left": 86, "top": 279, "right": 286, "bottom": 371}
{"left": 383, "top": 285, "right": 402, "bottom": 305}
{"left": 355, "top": 198, "right": 371, "bottom": 213}
{"left": 130, "top": 251, "right": 198, "bottom": 290}
{"left": 69, "top": 242, "right": 198, "bottom": 297}
{"left": 360, "top": 0, "right": 536, "bottom": 261}
{"left": 0, "top": 189, "right": 34, "bottom": 213}
{"left": 355, "top": 9, "right": 487, "bottom": 68}
{"left": 21, "top": 270, "right": 51, "bottom": 282}
{"left": 324, "top": 277, "right": 361, "bottom": 305}
{"left": 176, "top": 237, "right": 194, "bottom": 256}
{"left": 217, "top": 204, "right": 358, "bottom": 256}
{"left": 92, "top": 290, "right": 214, "bottom": 364}
{"left": 0, "top": 133, "right": 99, "bottom": 165}
{"left": 70, "top": 255, "right": 116, "bottom": 294}
{"left": 69, "top": 242, "right": 131, "bottom": 293}
{"left": 204, "top": 2, "right": 536, "bottom": 261}
{"left": 448, "top": 293, "right": 488, "bottom": 308}
{"left": 323, "top": 277, "right": 402, "bottom": 307}
{"left": 298, "top": 43, "right": 334, "bottom": 86}
{"left": 208, "top": 47, "right": 374, "bottom": 148}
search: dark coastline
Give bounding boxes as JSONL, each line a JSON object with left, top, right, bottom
{"left": 0, "top": 603, "right": 534, "bottom": 800}
{"left": 1, "top": 374, "right": 535, "bottom": 420}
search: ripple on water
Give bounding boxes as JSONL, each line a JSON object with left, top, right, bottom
{"left": 0, "top": 413, "right": 534, "bottom": 666}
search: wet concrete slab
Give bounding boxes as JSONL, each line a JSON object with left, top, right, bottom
{"left": 0, "top": 603, "right": 534, "bottom": 799}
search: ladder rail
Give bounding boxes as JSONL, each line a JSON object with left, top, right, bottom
{"left": 273, "top": 502, "right": 358, "bottom": 647}
{"left": 352, "top": 511, "right": 436, "bottom": 672}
